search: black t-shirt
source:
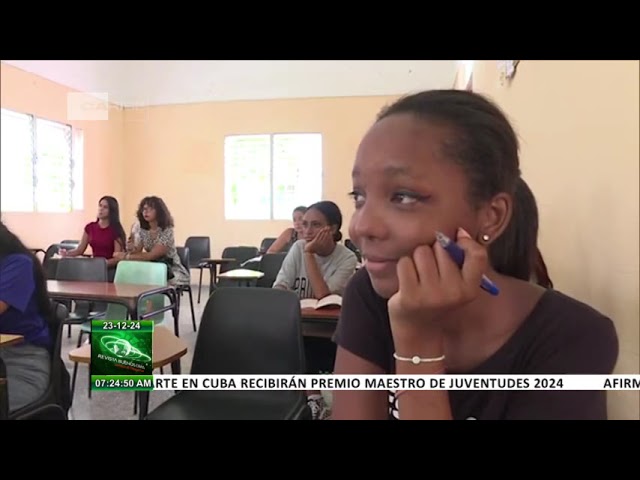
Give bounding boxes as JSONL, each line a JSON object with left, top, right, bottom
{"left": 333, "top": 267, "right": 619, "bottom": 420}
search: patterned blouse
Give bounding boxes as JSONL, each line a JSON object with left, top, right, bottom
{"left": 134, "top": 225, "right": 190, "bottom": 285}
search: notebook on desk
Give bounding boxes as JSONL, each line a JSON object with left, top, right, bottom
{"left": 300, "top": 294, "right": 342, "bottom": 310}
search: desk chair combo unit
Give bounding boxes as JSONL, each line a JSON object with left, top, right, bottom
{"left": 210, "top": 246, "right": 261, "bottom": 290}
{"left": 189, "top": 240, "right": 285, "bottom": 296}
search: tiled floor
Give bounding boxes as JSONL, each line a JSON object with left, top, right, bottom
{"left": 61, "top": 285, "right": 332, "bottom": 420}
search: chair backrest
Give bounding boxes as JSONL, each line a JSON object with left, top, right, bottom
{"left": 220, "top": 246, "right": 260, "bottom": 274}
{"left": 184, "top": 237, "right": 210, "bottom": 267}
{"left": 59, "top": 240, "right": 80, "bottom": 249}
{"left": 191, "top": 287, "right": 306, "bottom": 376}
{"left": 259, "top": 237, "right": 277, "bottom": 254}
{"left": 55, "top": 257, "right": 108, "bottom": 315}
{"left": 113, "top": 260, "right": 167, "bottom": 285}
{"left": 42, "top": 244, "right": 60, "bottom": 279}
{"left": 176, "top": 246, "right": 190, "bottom": 270}
{"left": 104, "top": 261, "right": 168, "bottom": 323}
{"left": 345, "top": 239, "right": 362, "bottom": 262}
{"left": 55, "top": 257, "right": 108, "bottom": 282}
{"left": 256, "top": 253, "right": 287, "bottom": 288}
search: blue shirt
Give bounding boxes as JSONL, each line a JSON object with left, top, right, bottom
{"left": 0, "top": 253, "right": 51, "bottom": 349}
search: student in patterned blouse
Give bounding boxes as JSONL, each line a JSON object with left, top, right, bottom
{"left": 113, "top": 196, "right": 190, "bottom": 286}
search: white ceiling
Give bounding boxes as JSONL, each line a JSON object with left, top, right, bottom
{"left": 1, "top": 60, "right": 459, "bottom": 107}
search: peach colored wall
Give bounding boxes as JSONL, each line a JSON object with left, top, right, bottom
{"left": 0, "top": 63, "right": 125, "bottom": 249}
{"left": 121, "top": 96, "right": 398, "bottom": 258}
{"left": 470, "top": 60, "right": 639, "bottom": 420}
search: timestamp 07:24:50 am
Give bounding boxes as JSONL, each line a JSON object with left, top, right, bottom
{"left": 91, "top": 375, "right": 154, "bottom": 391}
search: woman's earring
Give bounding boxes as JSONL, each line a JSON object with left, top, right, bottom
{"left": 481, "top": 234, "right": 490, "bottom": 243}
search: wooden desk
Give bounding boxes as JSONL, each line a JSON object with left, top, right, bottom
{"left": 69, "top": 326, "right": 187, "bottom": 371}
{"left": 0, "top": 334, "right": 24, "bottom": 347}
{"left": 301, "top": 307, "right": 340, "bottom": 339}
{"left": 47, "top": 280, "right": 181, "bottom": 336}
{"left": 69, "top": 326, "right": 187, "bottom": 420}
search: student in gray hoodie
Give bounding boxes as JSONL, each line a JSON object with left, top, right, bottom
{"left": 273, "top": 200, "right": 358, "bottom": 419}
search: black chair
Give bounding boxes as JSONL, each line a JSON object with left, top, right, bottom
{"left": 176, "top": 246, "right": 197, "bottom": 332}
{"left": 219, "top": 246, "right": 260, "bottom": 272}
{"left": 42, "top": 244, "right": 61, "bottom": 280}
{"left": 256, "top": 253, "right": 287, "bottom": 288}
{"left": 259, "top": 237, "right": 277, "bottom": 254}
{"left": 345, "top": 239, "right": 362, "bottom": 262}
{"left": 184, "top": 236, "right": 211, "bottom": 304}
{"left": 55, "top": 257, "right": 108, "bottom": 398}
{"left": 145, "top": 288, "right": 311, "bottom": 420}
{"left": 56, "top": 257, "right": 108, "bottom": 333}
{"left": 7, "top": 301, "right": 71, "bottom": 420}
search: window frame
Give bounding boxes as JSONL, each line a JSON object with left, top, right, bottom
{"left": 223, "top": 132, "right": 323, "bottom": 221}
{"left": 0, "top": 107, "right": 82, "bottom": 213}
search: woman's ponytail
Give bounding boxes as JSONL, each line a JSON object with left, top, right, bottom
{"left": 489, "top": 178, "right": 553, "bottom": 288}
{"left": 532, "top": 247, "right": 553, "bottom": 289}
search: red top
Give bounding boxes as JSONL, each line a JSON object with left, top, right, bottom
{"left": 84, "top": 221, "right": 119, "bottom": 259}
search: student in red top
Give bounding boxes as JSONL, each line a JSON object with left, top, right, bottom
{"left": 332, "top": 89, "right": 619, "bottom": 420}
{"left": 61, "top": 196, "right": 127, "bottom": 280}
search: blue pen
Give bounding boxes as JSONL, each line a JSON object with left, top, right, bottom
{"left": 434, "top": 231, "right": 500, "bottom": 296}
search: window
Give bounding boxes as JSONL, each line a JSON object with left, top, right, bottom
{"left": 0, "top": 108, "right": 83, "bottom": 213}
{"left": 224, "top": 133, "right": 322, "bottom": 220}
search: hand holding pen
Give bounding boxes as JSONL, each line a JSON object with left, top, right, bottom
{"left": 435, "top": 231, "right": 499, "bottom": 296}
{"left": 388, "top": 227, "right": 496, "bottom": 331}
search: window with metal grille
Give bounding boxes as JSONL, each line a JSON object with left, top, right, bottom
{"left": 224, "top": 133, "right": 322, "bottom": 220}
{"left": 1, "top": 108, "right": 83, "bottom": 213}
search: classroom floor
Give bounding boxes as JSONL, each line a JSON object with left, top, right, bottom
{"left": 61, "top": 284, "right": 332, "bottom": 420}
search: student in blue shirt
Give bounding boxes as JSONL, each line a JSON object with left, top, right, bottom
{"left": 0, "top": 221, "right": 52, "bottom": 413}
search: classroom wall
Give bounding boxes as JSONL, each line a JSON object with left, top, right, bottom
{"left": 0, "top": 63, "right": 126, "bottom": 249}
{"left": 120, "top": 95, "right": 398, "bottom": 257}
{"left": 470, "top": 60, "right": 639, "bottom": 420}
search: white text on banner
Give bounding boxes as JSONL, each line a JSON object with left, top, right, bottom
{"left": 150, "top": 374, "right": 640, "bottom": 391}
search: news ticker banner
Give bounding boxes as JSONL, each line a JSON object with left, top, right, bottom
{"left": 89, "top": 320, "right": 639, "bottom": 393}
{"left": 91, "top": 374, "right": 640, "bottom": 393}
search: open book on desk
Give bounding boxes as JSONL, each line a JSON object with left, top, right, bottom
{"left": 300, "top": 294, "right": 342, "bottom": 310}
